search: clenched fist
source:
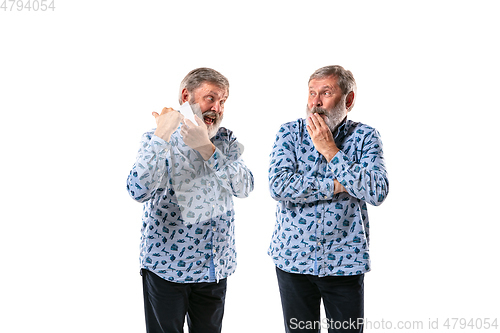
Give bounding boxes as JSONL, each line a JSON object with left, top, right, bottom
{"left": 153, "top": 107, "right": 184, "bottom": 142}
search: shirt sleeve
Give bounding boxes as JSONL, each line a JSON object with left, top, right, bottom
{"left": 126, "top": 132, "right": 171, "bottom": 203}
{"left": 329, "top": 128, "right": 389, "bottom": 206}
{"left": 204, "top": 134, "right": 254, "bottom": 198}
{"left": 268, "top": 123, "right": 335, "bottom": 203}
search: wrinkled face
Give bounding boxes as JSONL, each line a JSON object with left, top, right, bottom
{"left": 188, "top": 82, "right": 228, "bottom": 138}
{"left": 306, "top": 76, "right": 347, "bottom": 132}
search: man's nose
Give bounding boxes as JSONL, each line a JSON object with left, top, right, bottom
{"left": 312, "top": 95, "right": 322, "bottom": 107}
{"left": 211, "top": 102, "right": 223, "bottom": 113}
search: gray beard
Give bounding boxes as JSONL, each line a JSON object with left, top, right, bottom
{"left": 306, "top": 96, "right": 346, "bottom": 133}
{"left": 190, "top": 102, "right": 223, "bottom": 139}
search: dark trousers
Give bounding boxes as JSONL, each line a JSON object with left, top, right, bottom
{"left": 141, "top": 269, "right": 227, "bottom": 333}
{"left": 276, "top": 267, "right": 364, "bottom": 333}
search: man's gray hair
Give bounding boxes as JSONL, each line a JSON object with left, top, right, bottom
{"left": 178, "top": 67, "right": 229, "bottom": 104}
{"left": 309, "top": 65, "right": 357, "bottom": 111}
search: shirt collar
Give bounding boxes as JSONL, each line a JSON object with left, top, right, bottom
{"left": 333, "top": 117, "right": 348, "bottom": 141}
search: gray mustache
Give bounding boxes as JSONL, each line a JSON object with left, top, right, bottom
{"left": 202, "top": 111, "right": 220, "bottom": 123}
{"left": 311, "top": 107, "right": 328, "bottom": 115}
{"left": 203, "top": 111, "right": 218, "bottom": 118}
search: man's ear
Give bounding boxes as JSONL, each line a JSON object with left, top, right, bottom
{"left": 181, "top": 88, "right": 190, "bottom": 104}
{"left": 346, "top": 91, "right": 355, "bottom": 112}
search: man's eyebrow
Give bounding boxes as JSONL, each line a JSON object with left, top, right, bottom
{"left": 309, "top": 85, "right": 334, "bottom": 90}
{"left": 207, "top": 90, "right": 223, "bottom": 97}
{"left": 207, "top": 90, "right": 228, "bottom": 99}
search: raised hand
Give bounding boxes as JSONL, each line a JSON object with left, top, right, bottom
{"left": 181, "top": 115, "right": 215, "bottom": 160}
{"left": 153, "top": 107, "right": 184, "bottom": 142}
{"left": 306, "top": 113, "right": 339, "bottom": 162}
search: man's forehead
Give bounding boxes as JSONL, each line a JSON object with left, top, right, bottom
{"left": 196, "top": 82, "right": 228, "bottom": 98}
{"left": 309, "top": 76, "right": 338, "bottom": 89}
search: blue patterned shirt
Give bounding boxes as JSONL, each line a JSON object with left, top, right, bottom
{"left": 127, "top": 126, "right": 254, "bottom": 283}
{"left": 268, "top": 118, "right": 389, "bottom": 277}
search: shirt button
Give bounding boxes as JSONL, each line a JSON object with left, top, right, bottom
{"left": 212, "top": 227, "right": 216, "bottom": 232}
{"left": 212, "top": 249, "right": 216, "bottom": 254}
{"left": 317, "top": 242, "right": 322, "bottom": 246}
{"left": 317, "top": 220, "right": 322, "bottom": 224}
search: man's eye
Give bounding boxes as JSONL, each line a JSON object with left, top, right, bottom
{"left": 220, "top": 100, "right": 225, "bottom": 105}
{"left": 309, "top": 92, "right": 316, "bottom": 96}
{"left": 324, "top": 92, "right": 331, "bottom": 96}
{"left": 207, "top": 96, "right": 214, "bottom": 101}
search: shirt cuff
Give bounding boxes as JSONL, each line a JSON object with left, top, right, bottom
{"left": 150, "top": 135, "right": 171, "bottom": 157}
{"left": 204, "top": 146, "right": 224, "bottom": 172}
{"left": 318, "top": 177, "right": 335, "bottom": 200}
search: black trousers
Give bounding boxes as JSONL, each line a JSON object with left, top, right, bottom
{"left": 141, "top": 269, "right": 227, "bottom": 333}
{"left": 276, "top": 267, "right": 364, "bottom": 333}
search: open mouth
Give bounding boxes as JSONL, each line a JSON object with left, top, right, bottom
{"left": 204, "top": 115, "right": 216, "bottom": 126}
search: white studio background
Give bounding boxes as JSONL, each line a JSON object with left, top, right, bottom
{"left": 1, "top": 1, "right": 499, "bottom": 332}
